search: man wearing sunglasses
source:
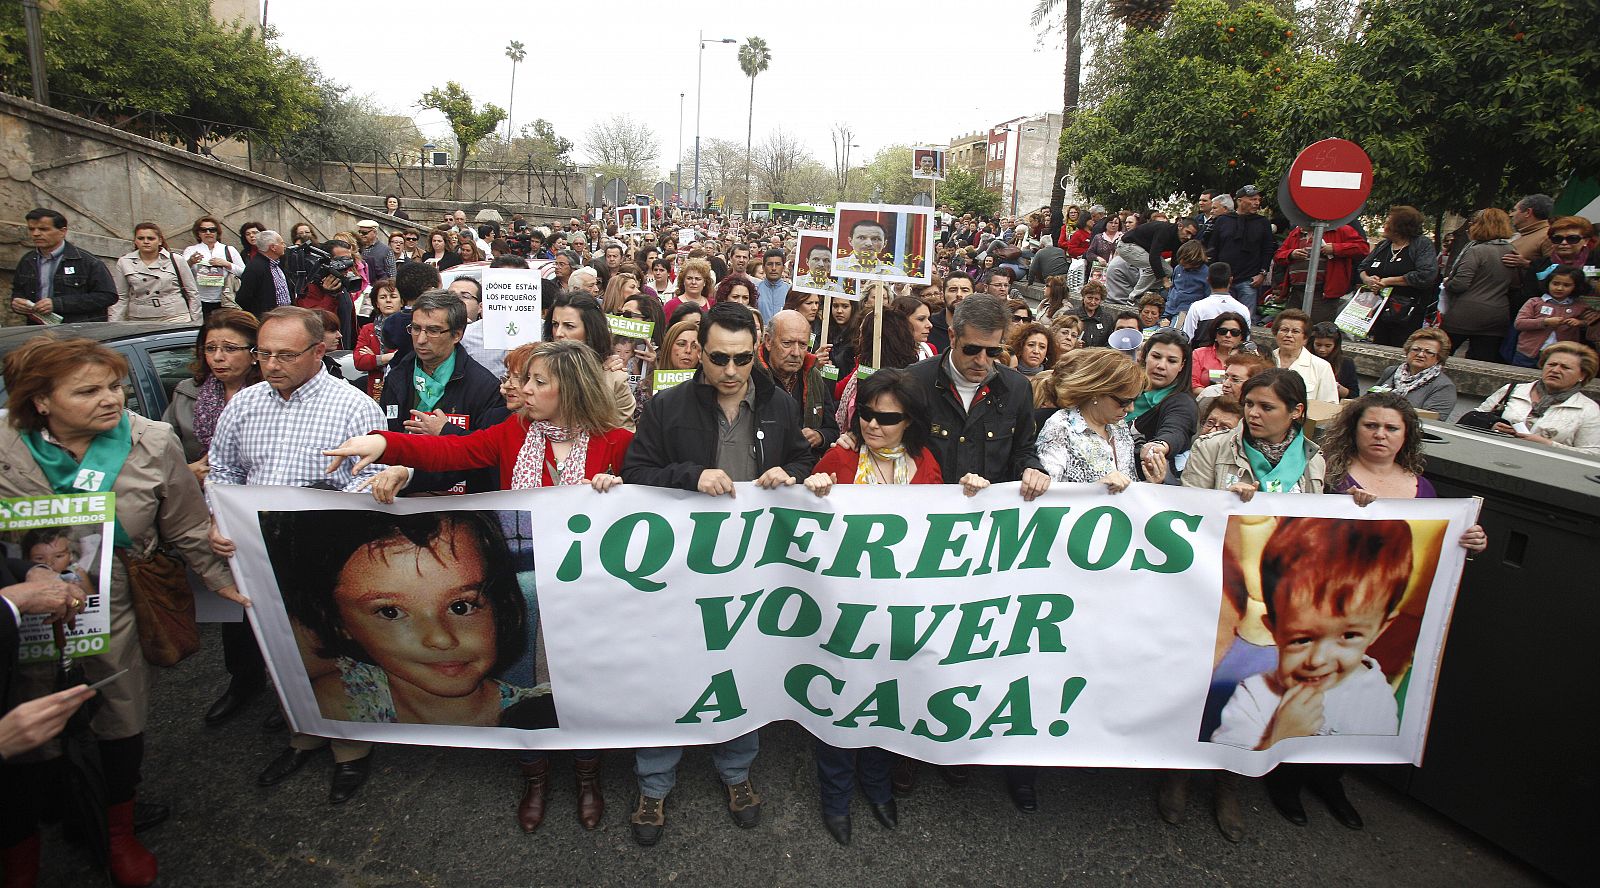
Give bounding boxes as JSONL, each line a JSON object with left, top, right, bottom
{"left": 621, "top": 301, "right": 816, "bottom": 847}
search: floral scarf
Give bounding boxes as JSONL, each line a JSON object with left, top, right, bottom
{"left": 192, "top": 375, "right": 228, "bottom": 450}
{"left": 509, "top": 420, "right": 589, "bottom": 490}
{"left": 1389, "top": 362, "right": 1442, "bottom": 398}
{"left": 853, "top": 445, "right": 913, "bottom": 485}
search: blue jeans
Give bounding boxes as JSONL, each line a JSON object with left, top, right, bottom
{"left": 634, "top": 731, "right": 760, "bottom": 799}
{"left": 1230, "top": 281, "right": 1259, "bottom": 320}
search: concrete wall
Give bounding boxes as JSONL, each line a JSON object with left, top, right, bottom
{"left": 251, "top": 158, "right": 590, "bottom": 213}
{"left": 0, "top": 92, "right": 432, "bottom": 320}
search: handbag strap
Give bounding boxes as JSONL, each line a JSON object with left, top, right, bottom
{"left": 169, "top": 254, "right": 192, "bottom": 302}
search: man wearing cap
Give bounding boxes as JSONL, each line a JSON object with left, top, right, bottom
{"left": 356, "top": 221, "right": 396, "bottom": 287}
{"left": 1202, "top": 185, "right": 1276, "bottom": 320}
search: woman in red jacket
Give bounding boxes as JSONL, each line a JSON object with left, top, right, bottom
{"left": 801, "top": 368, "right": 939, "bottom": 846}
{"left": 322, "top": 338, "right": 631, "bottom": 836}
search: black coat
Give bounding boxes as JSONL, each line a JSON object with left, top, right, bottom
{"left": 622, "top": 369, "right": 816, "bottom": 491}
{"left": 10, "top": 242, "right": 117, "bottom": 323}
{"left": 1132, "top": 391, "right": 1197, "bottom": 484}
{"left": 1, "top": 557, "right": 37, "bottom": 718}
{"left": 1203, "top": 212, "right": 1276, "bottom": 283}
{"left": 379, "top": 346, "right": 505, "bottom": 493}
{"left": 233, "top": 254, "right": 277, "bottom": 319}
{"left": 908, "top": 355, "right": 1044, "bottom": 484}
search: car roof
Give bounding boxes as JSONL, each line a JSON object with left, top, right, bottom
{"left": 0, "top": 322, "right": 198, "bottom": 356}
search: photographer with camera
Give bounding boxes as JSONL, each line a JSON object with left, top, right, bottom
{"left": 296, "top": 254, "right": 359, "bottom": 349}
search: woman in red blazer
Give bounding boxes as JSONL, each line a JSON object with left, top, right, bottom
{"left": 800, "top": 368, "right": 939, "bottom": 846}
{"left": 322, "top": 338, "right": 630, "bottom": 835}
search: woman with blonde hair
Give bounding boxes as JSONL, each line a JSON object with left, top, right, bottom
{"left": 662, "top": 257, "right": 714, "bottom": 319}
{"left": 1034, "top": 348, "right": 1165, "bottom": 490}
{"left": 601, "top": 271, "right": 642, "bottom": 315}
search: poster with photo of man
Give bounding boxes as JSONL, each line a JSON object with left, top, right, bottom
{"left": 791, "top": 230, "right": 858, "bottom": 299}
{"left": 614, "top": 205, "right": 650, "bottom": 236}
{"left": 911, "top": 147, "right": 947, "bottom": 181}
{"left": 830, "top": 204, "right": 935, "bottom": 285}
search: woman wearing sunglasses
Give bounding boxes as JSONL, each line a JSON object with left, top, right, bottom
{"left": 183, "top": 216, "right": 246, "bottom": 318}
{"left": 802, "top": 368, "right": 938, "bottom": 846}
{"left": 1190, "top": 311, "right": 1250, "bottom": 393}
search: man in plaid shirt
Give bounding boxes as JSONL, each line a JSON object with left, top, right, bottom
{"left": 206, "top": 305, "right": 388, "bottom": 805}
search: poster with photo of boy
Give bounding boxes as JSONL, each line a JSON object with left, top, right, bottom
{"left": 830, "top": 203, "right": 936, "bottom": 285}
{"left": 614, "top": 204, "right": 651, "bottom": 236}
{"left": 911, "top": 147, "right": 946, "bottom": 181}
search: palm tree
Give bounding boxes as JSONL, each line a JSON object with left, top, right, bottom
{"left": 738, "top": 37, "right": 771, "bottom": 212}
{"left": 504, "top": 41, "right": 527, "bottom": 142}
{"left": 1031, "top": 0, "right": 1084, "bottom": 243}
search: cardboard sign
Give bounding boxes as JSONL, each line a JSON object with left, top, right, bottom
{"left": 480, "top": 268, "right": 545, "bottom": 349}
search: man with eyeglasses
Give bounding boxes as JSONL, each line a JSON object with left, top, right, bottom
{"left": 898, "top": 293, "right": 1049, "bottom": 810}
{"left": 377, "top": 290, "right": 502, "bottom": 494}
{"left": 621, "top": 301, "right": 815, "bottom": 848}
{"left": 1182, "top": 262, "right": 1254, "bottom": 340}
{"left": 205, "top": 306, "right": 388, "bottom": 804}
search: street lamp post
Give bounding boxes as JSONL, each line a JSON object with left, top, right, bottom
{"left": 676, "top": 92, "right": 684, "bottom": 204}
{"left": 693, "top": 31, "right": 737, "bottom": 210}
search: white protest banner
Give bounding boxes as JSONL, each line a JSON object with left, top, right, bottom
{"left": 480, "top": 268, "right": 545, "bottom": 349}
{"left": 0, "top": 493, "right": 115, "bottom": 663}
{"left": 212, "top": 484, "right": 1474, "bottom": 775}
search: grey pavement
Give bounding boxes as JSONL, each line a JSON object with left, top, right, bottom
{"left": 34, "top": 625, "right": 1555, "bottom": 888}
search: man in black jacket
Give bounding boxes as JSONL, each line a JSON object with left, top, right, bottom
{"left": 379, "top": 290, "right": 503, "bottom": 493}
{"left": 233, "top": 230, "right": 292, "bottom": 319}
{"left": 1202, "top": 185, "right": 1276, "bottom": 319}
{"left": 620, "top": 301, "right": 814, "bottom": 848}
{"left": 9, "top": 208, "right": 117, "bottom": 324}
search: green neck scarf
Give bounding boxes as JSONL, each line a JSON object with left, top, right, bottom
{"left": 412, "top": 349, "right": 457, "bottom": 413}
{"left": 1128, "top": 382, "right": 1178, "bottom": 423}
{"left": 1241, "top": 427, "right": 1309, "bottom": 494}
{"left": 23, "top": 412, "right": 133, "bottom": 546}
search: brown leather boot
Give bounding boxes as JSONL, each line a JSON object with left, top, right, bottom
{"left": 516, "top": 758, "right": 550, "bottom": 833}
{"left": 574, "top": 756, "right": 605, "bottom": 830}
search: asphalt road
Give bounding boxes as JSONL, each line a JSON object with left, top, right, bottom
{"left": 26, "top": 626, "right": 1559, "bottom": 888}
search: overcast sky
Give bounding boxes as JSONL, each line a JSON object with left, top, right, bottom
{"left": 262, "top": 0, "right": 1070, "bottom": 174}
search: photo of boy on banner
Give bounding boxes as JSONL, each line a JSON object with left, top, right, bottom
{"left": 258, "top": 509, "right": 557, "bottom": 730}
{"left": 1204, "top": 516, "right": 1447, "bottom": 751}
{"left": 911, "top": 147, "right": 946, "bottom": 181}
{"left": 615, "top": 205, "right": 650, "bottom": 236}
{"left": 791, "top": 230, "right": 858, "bottom": 299}
{"left": 831, "top": 204, "right": 935, "bottom": 285}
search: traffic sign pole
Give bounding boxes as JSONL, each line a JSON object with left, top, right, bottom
{"left": 1300, "top": 222, "right": 1327, "bottom": 316}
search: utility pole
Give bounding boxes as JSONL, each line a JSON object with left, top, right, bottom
{"left": 21, "top": 0, "right": 49, "bottom": 105}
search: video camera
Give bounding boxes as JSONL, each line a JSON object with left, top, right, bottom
{"left": 316, "top": 256, "right": 364, "bottom": 293}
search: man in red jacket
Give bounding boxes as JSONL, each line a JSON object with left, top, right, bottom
{"left": 1272, "top": 224, "right": 1371, "bottom": 324}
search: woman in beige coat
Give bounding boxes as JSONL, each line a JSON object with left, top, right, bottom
{"left": 109, "top": 222, "right": 200, "bottom": 324}
{"left": 0, "top": 337, "right": 240, "bottom": 888}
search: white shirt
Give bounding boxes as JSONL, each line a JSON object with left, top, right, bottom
{"left": 1274, "top": 347, "right": 1339, "bottom": 402}
{"left": 461, "top": 320, "right": 506, "bottom": 381}
{"left": 1210, "top": 657, "right": 1399, "bottom": 749}
{"left": 946, "top": 356, "right": 981, "bottom": 410}
{"left": 181, "top": 242, "right": 244, "bottom": 302}
{"left": 1182, "top": 292, "right": 1254, "bottom": 339}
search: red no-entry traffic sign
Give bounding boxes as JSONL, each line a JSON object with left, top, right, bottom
{"left": 1286, "top": 139, "right": 1372, "bottom": 222}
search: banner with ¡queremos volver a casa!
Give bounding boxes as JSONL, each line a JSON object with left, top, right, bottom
{"left": 210, "top": 483, "right": 1476, "bottom": 777}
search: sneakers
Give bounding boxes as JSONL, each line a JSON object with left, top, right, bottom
{"left": 726, "top": 780, "right": 762, "bottom": 828}
{"left": 630, "top": 795, "right": 665, "bottom": 847}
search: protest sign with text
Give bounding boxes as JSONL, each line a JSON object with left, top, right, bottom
{"left": 480, "top": 268, "right": 545, "bottom": 349}
{"left": 1, "top": 492, "right": 115, "bottom": 663}
{"left": 212, "top": 484, "right": 1473, "bottom": 775}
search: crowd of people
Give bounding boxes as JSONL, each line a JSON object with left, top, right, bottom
{"left": 0, "top": 188, "right": 1592, "bottom": 884}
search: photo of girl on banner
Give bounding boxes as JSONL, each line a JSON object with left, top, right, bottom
{"left": 831, "top": 203, "right": 935, "bottom": 285}
{"left": 911, "top": 147, "right": 946, "bottom": 181}
{"left": 614, "top": 205, "right": 650, "bottom": 236}
{"left": 791, "top": 230, "right": 858, "bottom": 298}
{"left": 258, "top": 509, "right": 556, "bottom": 731}
{"left": 1203, "top": 516, "right": 1447, "bottom": 751}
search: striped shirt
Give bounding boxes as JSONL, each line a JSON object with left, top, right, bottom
{"left": 207, "top": 371, "right": 387, "bottom": 491}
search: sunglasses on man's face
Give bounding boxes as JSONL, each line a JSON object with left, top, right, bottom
{"left": 961, "top": 343, "right": 1004, "bottom": 358}
{"left": 707, "top": 351, "right": 755, "bottom": 367}
{"left": 1549, "top": 234, "right": 1586, "bottom": 245}
{"left": 858, "top": 406, "right": 907, "bottom": 426}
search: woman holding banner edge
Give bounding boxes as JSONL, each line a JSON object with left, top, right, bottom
{"left": 802, "top": 367, "right": 940, "bottom": 845}
{"left": 322, "top": 339, "right": 632, "bottom": 835}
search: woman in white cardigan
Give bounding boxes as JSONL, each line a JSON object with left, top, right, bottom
{"left": 1479, "top": 341, "right": 1600, "bottom": 456}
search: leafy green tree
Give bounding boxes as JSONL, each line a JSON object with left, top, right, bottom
{"left": 1277, "top": 0, "right": 1600, "bottom": 213}
{"left": 1059, "top": 0, "right": 1295, "bottom": 209}
{"left": 853, "top": 146, "right": 919, "bottom": 205}
{"left": 274, "top": 69, "right": 420, "bottom": 171}
{"left": 738, "top": 37, "right": 771, "bottom": 210}
{"left": 419, "top": 82, "right": 506, "bottom": 199}
{"left": 941, "top": 168, "right": 1002, "bottom": 217}
{"left": 0, "top": 0, "right": 318, "bottom": 152}
{"left": 582, "top": 114, "right": 659, "bottom": 193}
